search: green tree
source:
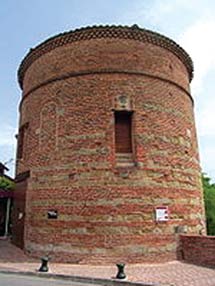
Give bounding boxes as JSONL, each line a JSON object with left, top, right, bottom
{"left": 0, "top": 176, "right": 14, "bottom": 190}
{"left": 202, "top": 173, "right": 215, "bottom": 235}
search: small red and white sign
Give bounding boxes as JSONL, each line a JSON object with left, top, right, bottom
{"left": 155, "top": 206, "right": 169, "bottom": 222}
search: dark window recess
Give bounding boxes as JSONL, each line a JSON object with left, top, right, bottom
{"left": 115, "top": 112, "right": 132, "bottom": 153}
{"left": 17, "top": 123, "right": 29, "bottom": 159}
{"left": 17, "top": 128, "right": 24, "bottom": 159}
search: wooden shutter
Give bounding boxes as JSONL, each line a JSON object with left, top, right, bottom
{"left": 115, "top": 112, "right": 132, "bottom": 153}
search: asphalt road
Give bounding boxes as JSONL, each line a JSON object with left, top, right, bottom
{"left": 0, "top": 273, "right": 100, "bottom": 286}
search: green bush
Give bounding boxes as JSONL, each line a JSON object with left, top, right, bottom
{"left": 202, "top": 173, "right": 215, "bottom": 235}
{"left": 0, "top": 176, "right": 14, "bottom": 191}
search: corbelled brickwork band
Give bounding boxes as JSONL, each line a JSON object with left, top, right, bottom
{"left": 18, "top": 25, "right": 193, "bottom": 89}
{"left": 13, "top": 25, "right": 205, "bottom": 264}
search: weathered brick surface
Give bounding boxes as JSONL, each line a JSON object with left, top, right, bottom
{"left": 179, "top": 235, "right": 215, "bottom": 267}
{"left": 13, "top": 25, "right": 205, "bottom": 263}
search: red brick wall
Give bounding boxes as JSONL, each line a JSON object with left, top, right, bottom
{"left": 179, "top": 235, "right": 215, "bottom": 267}
{"left": 21, "top": 39, "right": 190, "bottom": 95}
{"left": 14, "top": 26, "right": 205, "bottom": 263}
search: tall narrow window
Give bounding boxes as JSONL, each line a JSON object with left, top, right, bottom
{"left": 17, "top": 127, "right": 24, "bottom": 159}
{"left": 17, "top": 123, "right": 29, "bottom": 159}
{"left": 115, "top": 111, "right": 132, "bottom": 153}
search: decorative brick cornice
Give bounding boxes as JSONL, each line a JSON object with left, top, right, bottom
{"left": 18, "top": 25, "right": 194, "bottom": 89}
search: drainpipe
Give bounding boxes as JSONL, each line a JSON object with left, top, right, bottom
{"left": 4, "top": 198, "right": 11, "bottom": 237}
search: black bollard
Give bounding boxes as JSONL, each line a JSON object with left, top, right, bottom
{"left": 116, "top": 263, "right": 126, "bottom": 279}
{"left": 38, "top": 256, "right": 49, "bottom": 272}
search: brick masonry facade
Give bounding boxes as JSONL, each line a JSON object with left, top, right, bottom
{"left": 179, "top": 235, "right": 215, "bottom": 267}
{"left": 13, "top": 25, "right": 206, "bottom": 264}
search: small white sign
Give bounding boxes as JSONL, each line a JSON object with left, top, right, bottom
{"left": 155, "top": 206, "right": 169, "bottom": 222}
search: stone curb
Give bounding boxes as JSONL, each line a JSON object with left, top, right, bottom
{"left": 0, "top": 269, "right": 173, "bottom": 286}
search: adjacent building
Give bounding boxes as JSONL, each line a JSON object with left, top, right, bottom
{"left": 0, "top": 162, "right": 13, "bottom": 238}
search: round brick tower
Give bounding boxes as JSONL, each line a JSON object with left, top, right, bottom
{"left": 13, "top": 25, "right": 205, "bottom": 263}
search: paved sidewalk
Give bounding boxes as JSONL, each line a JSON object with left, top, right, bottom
{"left": 0, "top": 239, "right": 215, "bottom": 286}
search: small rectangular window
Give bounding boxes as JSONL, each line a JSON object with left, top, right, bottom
{"left": 115, "top": 111, "right": 132, "bottom": 153}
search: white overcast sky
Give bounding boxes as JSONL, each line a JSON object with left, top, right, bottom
{"left": 0, "top": 0, "right": 215, "bottom": 181}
